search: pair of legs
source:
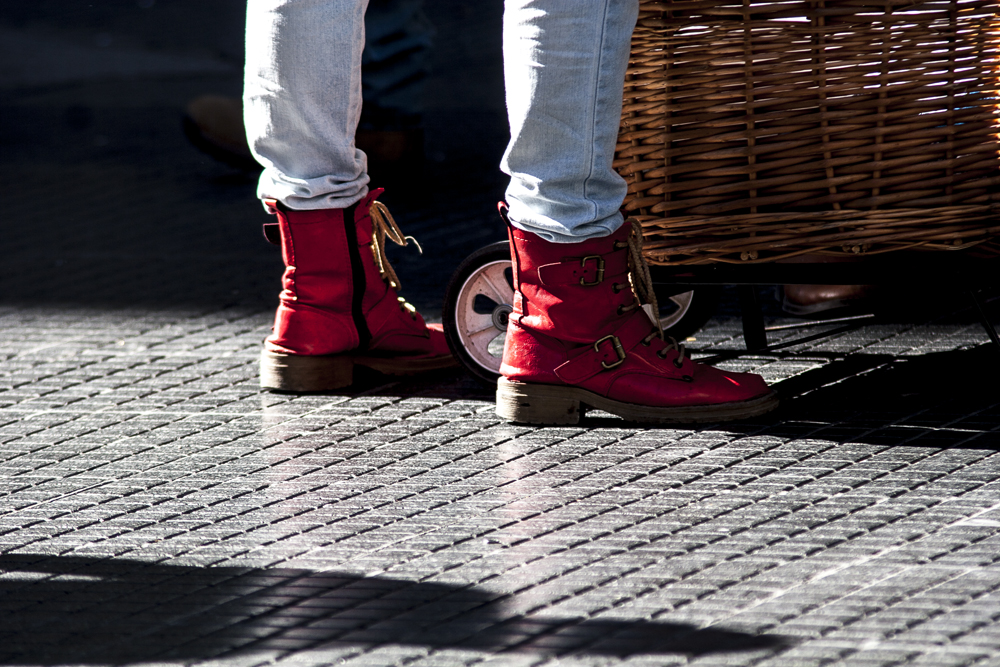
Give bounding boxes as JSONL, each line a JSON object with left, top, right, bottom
{"left": 246, "top": 0, "right": 777, "bottom": 423}
{"left": 245, "top": 0, "right": 630, "bottom": 237}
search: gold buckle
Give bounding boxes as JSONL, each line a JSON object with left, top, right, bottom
{"left": 594, "top": 334, "right": 626, "bottom": 369}
{"left": 579, "top": 256, "right": 605, "bottom": 286}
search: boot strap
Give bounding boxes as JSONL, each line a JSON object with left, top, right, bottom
{"left": 536, "top": 250, "right": 628, "bottom": 287}
{"left": 554, "top": 311, "right": 663, "bottom": 385}
{"left": 262, "top": 198, "right": 282, "bottom": 245}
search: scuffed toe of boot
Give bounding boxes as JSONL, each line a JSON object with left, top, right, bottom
{"left": 683, "top": 363, "right": 774, "bottom": 406}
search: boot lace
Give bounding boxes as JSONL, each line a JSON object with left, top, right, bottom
{"left": 369, "top": 200, "right": 423, "bottom": 292}
{"left": 625, "top": 217, "right": 687, "bottom": 368}
{"left": 369, "top": 200, "right": 423, "bottom": 318}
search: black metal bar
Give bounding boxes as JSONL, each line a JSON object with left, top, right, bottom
{"left": 694, "top": 320, "right": 872, "bottom": 365}
{"left": 970, "top": 290, "right": 1000, "bottom": 350}
{"left": 737, "top": 286, "right": 767, "bottom": 351}
{"left": 760, "top": 322, "right": 871, "bottom": 352}
{"left": 765, "top": 313, "right": 876, "bottom": 332}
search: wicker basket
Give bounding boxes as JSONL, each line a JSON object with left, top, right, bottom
{"left": 618, "top": 0, "right": 1000, "bottom": 265}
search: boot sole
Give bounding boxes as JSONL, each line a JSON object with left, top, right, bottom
{"left": 260, "top": 349, "right": 458, "bottom": 392}
{"left": 496, "top": 378, "right": 779, "bottom": 426}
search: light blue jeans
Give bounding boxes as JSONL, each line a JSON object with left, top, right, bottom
{"left": 244, "top": 0, "right": 638, "bottom": 242}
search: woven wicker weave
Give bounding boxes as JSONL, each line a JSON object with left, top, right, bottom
{"left": 618, "top": 0, "right": 1000, "bottom": 265}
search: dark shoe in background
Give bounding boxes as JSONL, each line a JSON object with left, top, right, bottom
{"left": 182, "top": 94, "right": 425, "bottom": 192}
{"left": 182, "top": 95, "right": 260, "bottom": 172}
{"left": 781, "top": 283, "right": 873, "bottom": 317}
{"left": 778, "top": 254, "right": 874, "bottom": 317}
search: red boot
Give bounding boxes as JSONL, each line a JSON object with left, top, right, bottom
{"left": 260, "top": 189, "right": 455, "bottom": 391}
{"left": 497, "top": 213, "right": 778, "bottom": 425}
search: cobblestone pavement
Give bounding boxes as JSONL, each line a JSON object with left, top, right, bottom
{"left": 4, "top": 3, "right": 1000, "bottom": 666}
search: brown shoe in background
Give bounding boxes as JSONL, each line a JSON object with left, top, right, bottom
{"left": 779, "top": 254, "right": 873, "bottom": 317}
{"left": 782, "top": 283, "right": 873, "bottom": 317}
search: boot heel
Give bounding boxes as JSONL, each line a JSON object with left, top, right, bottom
{"left": 260, "top": 350, "right": 353, "bottom": 392}
{"left": 496, "top": 378, "right": 582, "bottom": 425}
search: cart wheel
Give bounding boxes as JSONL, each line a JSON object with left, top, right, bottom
{"left": 655, "top": 286, "right": 720, "bottom": 342}
{"left": 443, "top": 242, "right": 514, "bottom": 386}
{"left": 444, "top": 242, "right": 718, "bottom": 385}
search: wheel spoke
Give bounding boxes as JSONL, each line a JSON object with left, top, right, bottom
{"left": 475, "top": 263, "right": 514, "bottom": 305}
{"left": 461, "top": 313, "right": 494, "bottom": 338}
{"left": 466, "top": 322, "right": 501, "bottom": 339}
{"left": 468, "top": 330, "right": 504, "bottom": 364}
{"left": 459, "top": 310, "right": 504, "bottom": 370}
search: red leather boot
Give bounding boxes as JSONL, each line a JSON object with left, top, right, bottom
{"left": 260, "top": 189, "right": 455, "bottom": 391}
{"left": 497, "top": 214, "right": 778, "bottom": 425}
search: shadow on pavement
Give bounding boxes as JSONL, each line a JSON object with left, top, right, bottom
{"left": 0, "top": 554, "right": 787, "bottom": 663}
{"left": 776, "top": 346, "right": 999, "bottom": 413}
{"left": 311, "top": 345, "right": 1000, "bottom": 445}
{"left": 751, "top": 345, "right": 1000, "bottom": 445}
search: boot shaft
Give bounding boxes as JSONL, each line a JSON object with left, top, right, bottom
{"left": 271, "top": 188, "right": 392, "bottom": 304}
{"left": 266, "top": 189, "right": 433, "bottom": 356}
{"left": 507, "top": 222, "right": 636, "bottom": 344}
{"left": 273, "top": 205, "right": 356, "bottom": 310}
{"left": 266, "top": 196, "right": 374, "bottom": 355}
{"left": 502, "top": 214, "right": 644, "bottom": 385}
